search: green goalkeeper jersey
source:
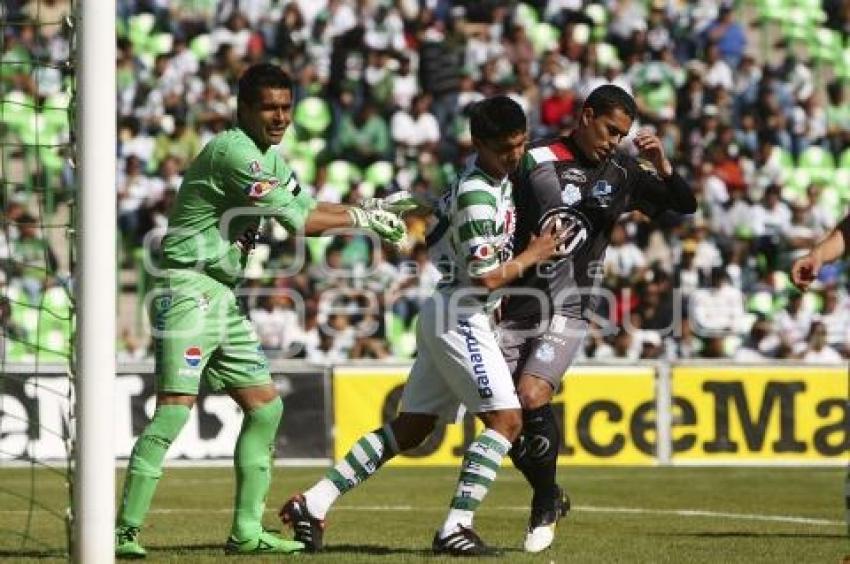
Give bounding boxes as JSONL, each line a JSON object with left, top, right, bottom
{"left": 161, "top": 127, "right": 316, "bottom": 286}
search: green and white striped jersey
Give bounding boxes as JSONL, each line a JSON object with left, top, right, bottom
{"left": 426, "top": 157, "right": 516, "bottom": 308}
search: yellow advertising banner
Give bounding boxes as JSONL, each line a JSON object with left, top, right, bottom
{"left": 333, "top": 365, "right": 657, "bottom": 466}
{"left": 671, "top": 366, "right": 849, "bottom": 464}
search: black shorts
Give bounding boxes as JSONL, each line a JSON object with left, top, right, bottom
{"left": 498, "top": 314, "right": 588, "bottom": 389}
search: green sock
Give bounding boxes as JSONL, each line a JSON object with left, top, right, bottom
{"left": 230, "top": 397, "right": 283, "bottom": 541}
{"left": 118, "top": 404, "right": 191, "bottom": 528}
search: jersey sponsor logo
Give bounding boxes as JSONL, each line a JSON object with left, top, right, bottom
{"left": 562, "top": 168, "right": 587, "bottom": 183}
{"left": 562, "top": 183, "right": 582, "bottom": 206}
{"left": 244, "top": 178, "right": 280, "bottom": 199}
{"left": 470, "top": 243, "right": 495, "bottom": 261}
{"left": 457, "top": 319, "right": 493, "bottom": 399}
{"left": 248, "top": 160, "right": 262, "bottom": 176}
{"left": 184, "top": 346, "right": 203, "bottom": 368}
{"left": 590, "top": 180, "right": 615, "bottom": 207}
{"left": 540, "top": 207, "right": 591, "bottom": 257}
{"left": 535, "top": 341, "right": 556, "bottom": 363}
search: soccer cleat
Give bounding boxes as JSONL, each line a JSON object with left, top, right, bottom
{"left": 432, "top": 526, "right": 501, "bottom": 556}
{"left": 524, "top": 485, "right": 571, "bottom": 553}
{"left": 115, "top": 525, "right": 146, "bottom": 559}
{"left": 224, "top": 530, "right": 304, "bottom": 555}
{"left": 279, "top": 494, "right": 325, "bottom": 551}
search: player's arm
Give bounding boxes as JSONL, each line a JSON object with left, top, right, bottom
{"left": 629, "top": 130, "right": 697, "bottom": 216}
{"left": 791, "top": 215, "right": 850, "bottom": 291}
{"left": 456, "top": 183, "right": 566, "bottom": 292}
{"left": 218, "top": 146, "right": 405, "bottom": 243}
{"left": 473, "top": 221, "right": 568, "bottom": 291}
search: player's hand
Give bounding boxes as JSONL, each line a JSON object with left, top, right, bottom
{"left": 790, "top": 253, "right": 822, "bottom": 291}
{"left": 529, "top": 217, "right": 575, "bottom": 262}
{"left": 235, "top": 223, "right": 259, "bottom": 255}
{"left": 349, "top": 207, "right": 408, "bottom": 247}
{"left": 633, "top": 129, "right": 673, "bottom": 177}
{"left": 360, "top": 191, "right": 430, "bottom": 215}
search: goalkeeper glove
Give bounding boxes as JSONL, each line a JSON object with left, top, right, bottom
{"left": 348, "top": 207, "right": 408, "bottom": 247}
{"left": 360, "top": 190, "right": 433, "bottom": 215}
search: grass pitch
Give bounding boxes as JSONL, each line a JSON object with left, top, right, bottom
{"left": 0, "top": 466, "right": 847, "bottom": 562}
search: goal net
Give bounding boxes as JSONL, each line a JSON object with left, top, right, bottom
{"left": 0, "top": 0, "right": 77, "bottom": 558}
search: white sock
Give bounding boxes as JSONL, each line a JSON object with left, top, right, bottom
{"left": 439, "top": 428, "right": 512, "bottom": 538}
{"left": 303, "top": 479, "right": 340, "bottom": 520}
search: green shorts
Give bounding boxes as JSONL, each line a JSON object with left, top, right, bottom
{"left": 150, "top": 269, "right": 271, "bottom": 395}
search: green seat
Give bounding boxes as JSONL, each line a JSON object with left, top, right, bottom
{"left": 798, "top": 146, "right": 835, "bottom": 184}
{"left": 190, "top": 34, "right": 212, "bottom": 61}
{"left": 288, "top": 156, "right": 316, "bottom": 186}
{"left": 756, "top": 0, "right": 789, "bottom": 24}
{"left": 571, "top": 23, "right": 590, "bottom": 45}
{"left": 833, "top": 168, "right": 850, "bottom": 203}
{"left": 364, "top": 161, "right": 394, "bottom": 189}
{"left": 594, "top": 42, "right": 619, "bottom": 69}
{"left": 746, "top": 291, "right": 775, "bottom": 317}
{"left": 585, "top": 3, "right": 608, "bottom": 41}
{"left": 793, "top": 0, "right": 826, "bottom": 24}
{"left": 128, "top": 12, "right": 156, "bottom": 52}
{"left": 325, "top": 160, "right": 362, "bottom": 198}
{"left": 810, "top": 27, "right": 841, "bottom": 65}
{"left": 385, "top": 312, "right": 415, "bottom": 359}
{"left": 514, "top": 2, "right": 539, "bottom": 31}
{"left": 1, "top": 91, "right": 36, "bottom": 133}
{"left": 148, "top": 32, "right": 174, "bottom": 56}
{"left": 293, "top": 97, "right": 332, "bottom": 138}
{"left": 530, "top": 22, "right": 560, "bottom": 55}
{"left": 781, "top": 8, "right": 815, "bottom": 43}
{"left": 306, "top": 236, "right": 332, "bottom": 264}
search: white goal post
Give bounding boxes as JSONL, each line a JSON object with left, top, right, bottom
{"left": 74, "top": 0, "right": 116, "bottom": 562}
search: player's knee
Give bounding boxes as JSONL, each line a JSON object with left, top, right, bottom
{"left": 391, "top": 413, "right": 437, "bottom": 450}
{"left": 144, "top": 404, "right": 191, "bottom": 446}
{"left": 517, "top": 378, "right": 554, "bottom": 410}
{"left": 497, "top": 410, "right": 523, "bottom": 442}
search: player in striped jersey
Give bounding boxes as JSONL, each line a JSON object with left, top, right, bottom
{"left": 281, "top": 97, "right": 569, "bottom": 556}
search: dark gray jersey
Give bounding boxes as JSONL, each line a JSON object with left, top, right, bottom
{"left": 502, "top": 135, "right": 697, "bottom": 321}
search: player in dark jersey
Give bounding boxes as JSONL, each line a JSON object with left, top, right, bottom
{"left": 499, "top": 84, "right": 697, "bottom": 552}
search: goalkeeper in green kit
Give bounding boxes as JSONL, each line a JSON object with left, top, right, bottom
{"left": 115, "top": 64, "right": 406, "bottom": 558}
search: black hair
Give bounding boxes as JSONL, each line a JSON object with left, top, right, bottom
{"left": 468, "top": 95, "right": 527, "bottom": 141}
{"left": 237, "top": 63, "right": 293, "bottom": 108}
{"left": 583, "top": 84, "right": 637, "bottom": 120}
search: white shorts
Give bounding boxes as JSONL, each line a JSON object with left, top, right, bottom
{"left": 401, "top": 294, "right": 520, "bottom": 423}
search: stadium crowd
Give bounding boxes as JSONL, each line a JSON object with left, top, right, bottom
{"left": 3, "top": 0, "right": 850, "bottom": 363}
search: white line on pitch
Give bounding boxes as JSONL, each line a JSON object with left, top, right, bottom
{"left": 5, "top": 504, "right": 839, "bottom": 527}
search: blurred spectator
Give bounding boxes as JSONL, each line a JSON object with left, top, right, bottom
{"left": 702, "top": 3, "right": 746, "bottom": 67}
{"left": 391, "top": 93, "right": 440, "bottom": 166}
{"left": 7, "top": 0, "right": 836, "bottom": 361}
{"left": 801, "top": 321, "right": 842, "bottom": 363}
{"left": 690, "top": 267, "right": 745, "bottom": 338}
{"left": 332, "top": 99, "right": 391, "bottom": 167}
{"left": 733, "top": 317, "right": 778, "bottom": 361}
{"left": 774, "top": 292, "right": 814, "bottom": 347}
{"left": 815, "top": 285, "right": 850, "bottom": 356}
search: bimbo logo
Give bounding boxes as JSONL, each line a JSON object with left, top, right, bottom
{"left": 184, "top": 346, "right": 202, "bottom": 367}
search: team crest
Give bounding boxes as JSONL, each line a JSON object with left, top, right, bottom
{"left": 562, "top": 183, "right": 582, "bottom": 206}
{"left": 535, "top": 342, "right": 555, "bottom": 363}
{"left": 590, "top": 180, "right": 615, "bottom": 207}
{"left": 471, "top": 243, "right": 495, "bottom": 260}
{"left": 562, "top": 168, "right": 587, "bottom": 183}
{"left": 196, "top": 293, "right": 210, "bottom": 312}
{"left": 244, "top": 178, "right": 279, "bottom": 199}
{"left": 248, "top": 160, "right": 262, "bottom": 176}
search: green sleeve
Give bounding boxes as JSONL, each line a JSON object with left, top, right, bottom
{"left": 216, "top": 141, "right": 316, "bottom": 232}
